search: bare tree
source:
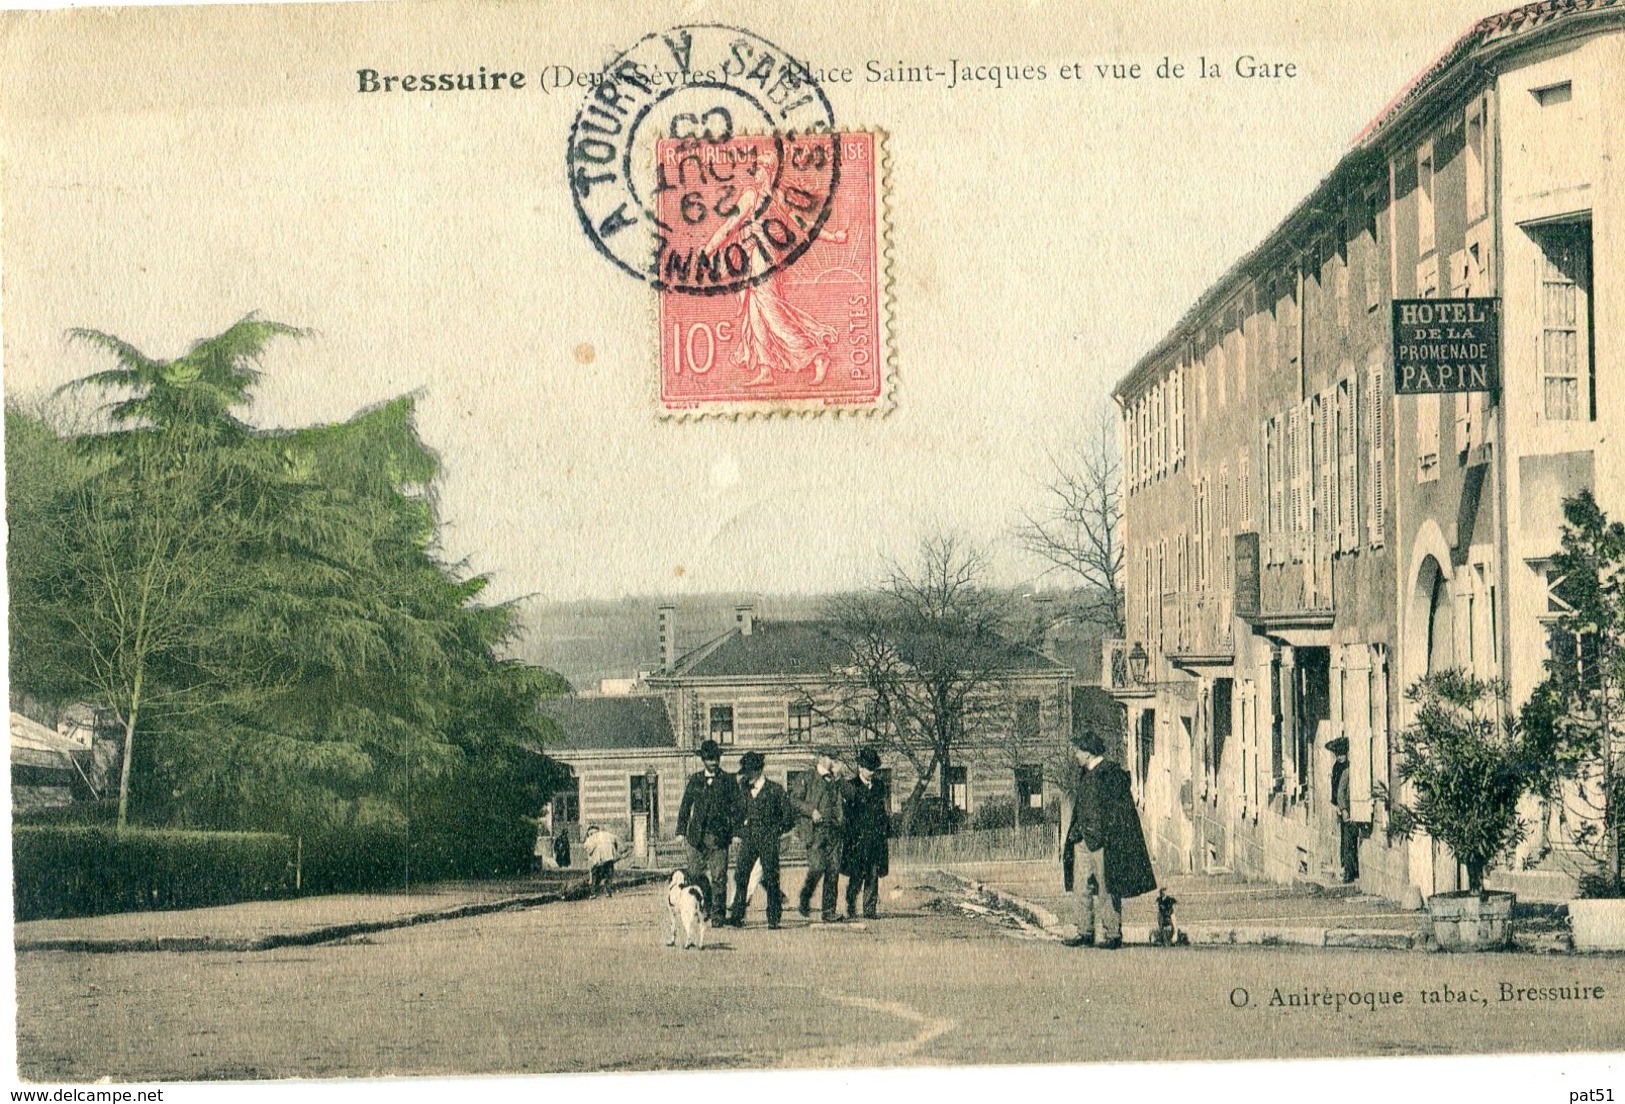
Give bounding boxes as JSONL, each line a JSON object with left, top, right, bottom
{"left": 1018, "top": 410, "right": 1124, "bottom": 637}
{"left": 821, "top": 536, "right": 1014, "bottom": 833}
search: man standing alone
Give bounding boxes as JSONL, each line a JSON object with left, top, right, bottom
{"left": 1327, "top": 735, "right": 1359, "bottom": 884}
{"left": 1061, "top": 730, "right": 1156, "bottom": 949}
{"left": 677, "top": 739, "right": 741, "bottom": 927}
{"left": 728, "top": 751, "right": 794, "bottom": 929}
{"left": 793, "top": 749, "right": 847, "bottom": 922}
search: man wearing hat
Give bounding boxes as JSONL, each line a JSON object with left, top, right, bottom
{"left": 841, "top": 747, "right": 891, "bottom": 920}
{"left": 1327, "top": 735, "right": 1359, "bottom": 883}
{"left": 1061, "top": 728, "right": 1157, "bottom": 948}
{"left": 792, "top": 747, "right": 847, "bottom": 922}
{"left": 727, "top": 751, "right": 795, "bottom": 928}
{"left": 676, "top": 738, "right": 743, "bottom": 927}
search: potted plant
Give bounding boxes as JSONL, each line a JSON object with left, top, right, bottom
{"left": 1521, "top": 491, "right": 1625, "bottom": 950}
{"left": 1387, "top": 671, "right": 1538, "bottom": 951}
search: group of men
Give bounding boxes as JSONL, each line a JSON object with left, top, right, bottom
{"left": 675, "top": 738, "right": 891, "bottom": 930}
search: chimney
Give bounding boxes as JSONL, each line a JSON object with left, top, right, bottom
{"left": 735, "top": 604, "right": 755, "bottom": 637}
{"left": 658, "top": 605, "right": 676, "bottom": 671}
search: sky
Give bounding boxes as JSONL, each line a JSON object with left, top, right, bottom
{"left": 0, "top": 0, "right": 1517, "bottom": 605}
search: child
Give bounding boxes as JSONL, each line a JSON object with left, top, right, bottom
{"left": 583, "top": 824, "right": 626, "bottom": 896}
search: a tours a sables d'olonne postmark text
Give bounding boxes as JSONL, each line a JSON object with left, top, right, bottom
{"left": 655, "top": 131, "right": 884, "bottom": 414}
{"left": 566, "top": 24, "right": 838, "bottom": 288}
{"left": 563, "top": 24, "right": 890, "bottom": 418}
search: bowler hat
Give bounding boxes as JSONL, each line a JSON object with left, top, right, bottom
{"left": 739, "top": 750, "right": 765, "bottom": 772}
{"left": 698, "top": 739, "right": 722, "bottom": 760}
{"left": 857, "top": 747, "right": 882, "bottom": 771}
{"left": 1324, "top": 736, "right": 1350, "bottom": 755}
{"left": 1071, "top": 728, "right": 1106, "bottom": 756}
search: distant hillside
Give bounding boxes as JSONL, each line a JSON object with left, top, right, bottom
{"left": 508, "top": 593, "right": 830, "bottom": 691}
{"left": 509, "top": 588, "right": 1109, "bottom": 692}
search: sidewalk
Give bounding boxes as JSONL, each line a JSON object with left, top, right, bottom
{"left": 13, "top": 869, "right": 664, "bottom": 953}
{"left": 939, "top": 860, "right": 1569, "bottom": 952}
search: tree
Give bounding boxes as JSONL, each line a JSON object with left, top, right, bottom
{"left": 1521, "top": 490, "right": 1625, "bottom": 896}
{"left": 12, "top": 318, "right": 306, "bottom": 827}
{"left": 823, "top": 536, "right": 1017, "bottom": 833}
{"left": 1388, "top": 671, "right": 1538, "bottom": 895}
{"left": 8, "top": 316, "right": 568, "bottom": 877}
{"left": 1017, "top": 410, "right": 1125, "bottom": 637}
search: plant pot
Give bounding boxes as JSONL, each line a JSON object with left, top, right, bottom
{"left": 1425, "top": 890, "right": 1514, "bottom": 951}
{"left": 1568, "top": 898, "right": 1625, "bottom": 952}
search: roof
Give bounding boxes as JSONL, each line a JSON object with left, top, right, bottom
{"left": 1113, "top": 0, "right": 1625, "bottom": 400}
{"left": 537, "top": 695, "right": 676, "bottom": 751}
{"left": 9, "top": 712, "right": 87, "bottom": 770}
{"left": 656, "top": 619, "right": 1069, "bottom": 681}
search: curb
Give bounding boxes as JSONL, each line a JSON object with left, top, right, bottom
{"left": 932, "top": 869, "right": 1439, "bottom": 951}
{"left": 16, "top": 871, "right": 666, "bottom": 954}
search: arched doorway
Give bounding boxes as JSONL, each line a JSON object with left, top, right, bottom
{"left": 1423, "top": 558, "right": 1455, "bottom": 675}
{"left": 1407, "top": 552, "right": 1460, "bottom": 893}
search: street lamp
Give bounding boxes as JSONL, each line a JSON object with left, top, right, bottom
{"left": 1128, "top": 641, "right": 1150, "bottom": 685}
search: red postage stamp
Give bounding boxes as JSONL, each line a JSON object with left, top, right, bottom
{"left": 654, "top": 130, "right": 889, "bottom": 416}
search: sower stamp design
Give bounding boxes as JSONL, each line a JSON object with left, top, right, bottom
{"left": 657, "top": 131, "right": 889, "bottom": 416}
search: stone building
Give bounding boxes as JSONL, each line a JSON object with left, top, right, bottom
{"left": 1107, "top": 0, "right": 1623, "bottom": 901}
{"left": 542, "top": 604, "right": 1074, "bottom": 846}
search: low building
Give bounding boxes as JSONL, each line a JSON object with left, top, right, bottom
{"left": 1107, "top": 0, "right": 1623, "bottom": 900}
{"left": 543, "top": 603, "right": 1075, "bottom": 842}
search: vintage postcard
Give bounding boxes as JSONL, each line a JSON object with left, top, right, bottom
{"left": 2, "top": 0, "right": 1623, "bottom": 1099}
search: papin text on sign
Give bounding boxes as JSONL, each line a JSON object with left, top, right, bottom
{"left": 1391, "top": 297, "right": 1500, "bottom": 394}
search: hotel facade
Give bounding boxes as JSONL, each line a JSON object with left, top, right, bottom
{"left": 1107, "top": 1, "right": 1623, "bottom": 902}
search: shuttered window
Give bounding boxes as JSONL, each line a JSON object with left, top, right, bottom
{"left": 1367, "top": 356, "right": 1386, "bottom": 548}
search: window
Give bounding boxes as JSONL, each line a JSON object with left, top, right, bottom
{"left": 1015, "top": 764, "right": 1044, "bottom": 817}
{"left": 1233, "top": 311, "right": 1248, "bottom": 398}
{"left": 1466, "top": 100, "right": 1487, "bottom": 223}
{"left": 947, "top": 765, "right": 969, "bottom": 813}
{"left": 1417, "top": 141, "right": 1435, "bottom": 257}
{"left": 1171, "top": 365, "right": 1185, "bottom": 467}
{"left": 1015, "top": 698, "right": 1041, "bottom": 743}
{"left": 1364, "top": 184, "right": 1386, "bottom": 311}
{"left": 788, "top": 700, "right": 814, "bottom": 743}
{"left": 708, "top": 704, "right": 735, "bottom": 746}
{"left": 1531, "top": 219, "right": 1593, "bottom": 422}
{"left": 551, "top": 783, "right": 580, "bottom": 826}
{"left": 1532, "top": 80, "right": 1572, "bottom": 107}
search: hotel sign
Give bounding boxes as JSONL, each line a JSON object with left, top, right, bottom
{"left": 1391, "top": 298, "right": 1500, "bottom": 394}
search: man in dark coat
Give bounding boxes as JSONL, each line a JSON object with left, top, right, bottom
{"left": 727, "top": 751, "right": 795, "bottom": 929}
{"left": 792, "top": 748, "right": 847, "bottom": 922}
{"left": 1327, "top": 735, "right": 1359, "bottom": 884}
{"left": 1061, "top": 729, "right": 1156, "bottom": 949}
{"left": 676, "top": 739, "right": 742, "bottom": 926}
{"left": 840, "top": 747, "right": 891, "bottom": 919}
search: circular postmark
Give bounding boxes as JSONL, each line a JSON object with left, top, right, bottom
{"left": 567, "top": 24, "right": 839, "bottom": 294}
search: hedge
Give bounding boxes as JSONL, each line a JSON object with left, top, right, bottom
{"left": 12, "top": 826, "right": 295, "bottom": 921}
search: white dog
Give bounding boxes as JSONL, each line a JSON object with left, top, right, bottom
{"left": 664, "top": 871, "right": 708, "bottom": 950}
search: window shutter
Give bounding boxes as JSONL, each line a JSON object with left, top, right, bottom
{"left": 1318, "top": 393, "right": 1334, "bottom": 544}
{"left": 1239, "top": 450, "right": 1252, "bottom": 529}
{"left": 1367, "top": 359, "right": 1386, "bottom": 547}
{"left": 1344, "top": 645, "right": 1373, "bottom": 821}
